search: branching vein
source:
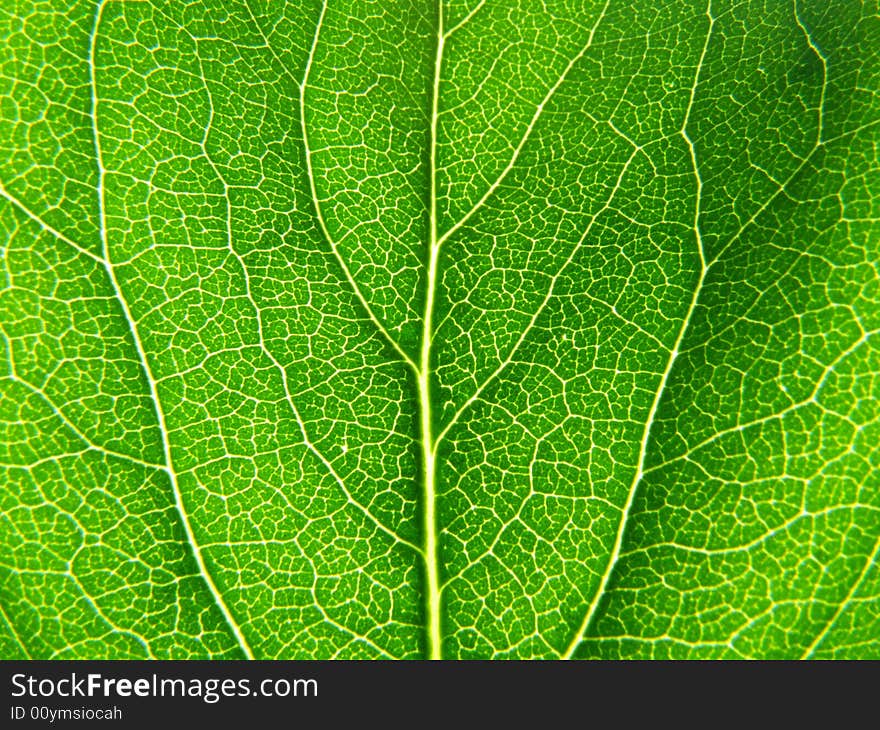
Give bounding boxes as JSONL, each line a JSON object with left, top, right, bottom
{"left": 87, "top": 0, "right": 254, "bottom": 661}
{"left": 562, "top": 1, "right": 715, "bottom": 658}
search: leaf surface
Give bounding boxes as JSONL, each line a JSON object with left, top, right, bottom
{"left": 1, "top": 0, "right": 878, "bottom": 659}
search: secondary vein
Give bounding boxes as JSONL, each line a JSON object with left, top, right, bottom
{"left": 435, "top": 0, "right": 611, "bottom": 250}
{"left": 800, "top": 533, "right": 880, "bottom": 659}
{"left": 434, "top": 137, "right": 640, "bottom": 451}
{"left": 183, "top": 14, "right": 423, "bottom": 559}
{"left": 562, "top": 1, "right": 715, "bottom": 659}
{"left": 0, "top": 603, "right": 32, "bottom": 659}
{"left": 300, "top": 0, "right": 419, "bottom": 374}
{"left": 0, "top": 182, "right": 106, "bottom": 265}
{"left": 87, "top": 0, "right": 254, "bottom": 660}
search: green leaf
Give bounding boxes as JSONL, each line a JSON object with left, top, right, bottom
{"left": 1, "top": 0, "right": 878, "bottom": 659}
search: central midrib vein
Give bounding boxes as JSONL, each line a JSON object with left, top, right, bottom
{"left": 420, "top": 0, "right": 445, "bottom": 661}
{"left": 418, "top": 0, "right": 612, "bottom": 658}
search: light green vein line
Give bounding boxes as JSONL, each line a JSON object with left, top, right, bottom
{"left": 0, "top": 182, "right": 106, "bottom": 265}
{"left": 299, "top": 0, "right": 419, "bottom": 374}
{"left": 443, "top": 0, "right": 486, "bottom": 38}
{"left": 420, "top": 0, "right": 446, "bottom": 661}
{"left": 310, "top": 586, "right": 400, "bottom": 659}
{"left": 423, "top": 6, "right": 613, "bottom": 655}
{"left": 0, "top": 603, "right": 31, "bottom": 658}
{"left": 562, "top": 1, "right": 715, "bottom": 659}
{"left": 435, "top": 0, "right": 611, "bottom": 248}
{"left": 708, "top": 145, "right": 823, "bottom": 268}
{"left": 9, "top": 374, "right": 166, "bottom": 471}
{"left": 793, "top": 0, "right": 827, "bottom": 144}
{"left": 174, "top": 8, "right": 421, "bottom": 559}
{"left": 621, "top": 505, "right": 880, "bottom": 559}
{"left": 801, "top": 533, "right": 880, "bottom": 659}
{"left": 709, "top": 1, "right": 826, "bottom": 270}
{"left": 65, "top": 556, "right": 155, "bottom": 658}
{"left": 589, "top": 635, "right": 746, "bottom": 657}
{"left": 643, "top": 327, "right": 878, "bottom": 477}
{"left": 87, "top": 0, "right": 254, "bottom": 660}
{"left": 434, "top": 140, "right": 639, "bottom": 450}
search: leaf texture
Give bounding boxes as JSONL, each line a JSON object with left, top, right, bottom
{"left": 0, "top": 0, "right": 878, "bottom": 659}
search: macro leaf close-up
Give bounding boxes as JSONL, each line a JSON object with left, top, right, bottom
{"left": 1, "top": 0, "right": 878, "bottom": 660}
